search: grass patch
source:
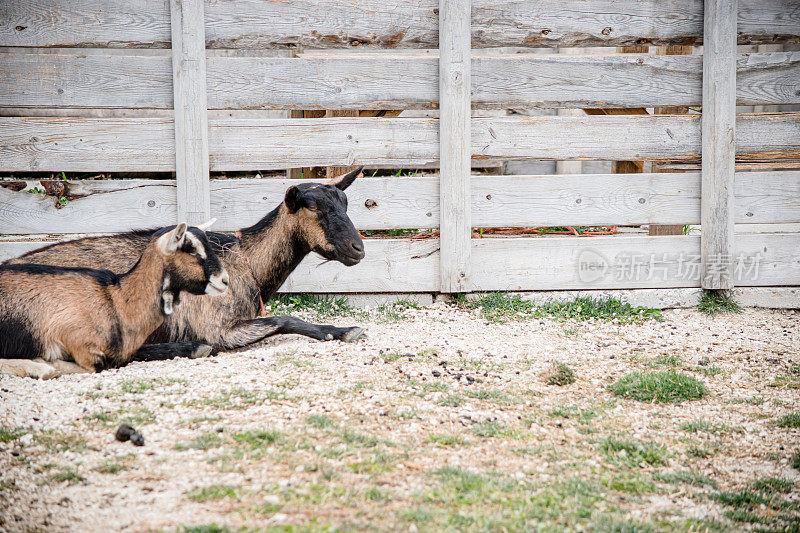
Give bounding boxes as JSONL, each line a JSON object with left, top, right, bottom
{"left": 749, "top": 476, "right": 794, "bottom": 494}
{"left": 307, "top": 414, "right": 334, "bottom": 429}
{"left": 777, "top": 411, "right": 800, "bottom": 428}
{"left": 464, "top": 388, "right": 514, "bottom": 404}
{"left": 94, "top": 453, "right": 136, "bottom": 474}
{"left": 427, "top": 433, "right": 466, "bottom": 446}
{"left": 698, "top": 290, "right": 741, "bottom": 317}
{"left": 470, "top": 420, "right": 523, "bottom": 439}
{"left": 712, "top": 477, "right": 799, "bottom": 530}
{"left": 460, "top": 293, "right": 661, "bottom": 324}
{"left": 769, "top": 363, "right": 800, "bottom": 389}
{"left": 174, "top": 432, "right": 225, "bottom": 451}
{"left": 186, "top": 386, "right": 285, "bottom": 410}
{"left": 687, "top": 443, "right": 719, "bottom": 459}
{"left": 120, "top": 377, "right": 185, "bottom": 394}
{"left": 187, "top": 484, "right": 240, "bottom": 502}
{"left": 603, "top": 474, "right": 656, "bottom": 494}
{"left": 87, "top": 406, "right": 155, "bottom": 427}
{"left": 413, "top": 468, "right": 608, "bottom": 530}
{"left": 37, "top": 432, "right": 91, "bottom": 453}
{"left": 548, "top": 405, "right": 597, "bottom": 424}
{"left": 609, "top": 371, "right": 708, "bottom": 403}
{"left": 230, "top": 429, "right": 283, "bottom": 448}
{"left": 436, "top": 394, "right": 466, "bottom": 407}
{"left": 600, "top": 436, "right": 668, "bottom": 468}
{"left": 0, "top": 426, "right": 25, "bottom": 443}
{"left": 181, "top": 525, "right": 230, "bottom": 533}
{"left": 793, "top": 449, "right": 800, "bottom": 470}
{"left": 51, "top": 466, "right": 84, "bottom": 484}
{"left": 545, "top": 361, "right": 576, "bottom": 386}
{"left": 680, "top": 419, "right": 737, "bottom": 434}
{"left": 373, "top": 299, "right": 421, "bottom": 322}
{"left": 654, "top": 470, "right": 718, "bottom": 488}
{"left": 267, "top": 293, "right": 352, "bottom": 319}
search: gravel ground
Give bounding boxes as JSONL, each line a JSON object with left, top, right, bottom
{"left": 1, "top": 303, "right": 798, "bottom": 532}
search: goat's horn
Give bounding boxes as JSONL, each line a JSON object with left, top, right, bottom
{"left": 195, "top": 218, "right": 217, "bottom": 231}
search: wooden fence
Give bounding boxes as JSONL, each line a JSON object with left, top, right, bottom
{"left": 1, "top": 0, "right": 799, "bottom": 296}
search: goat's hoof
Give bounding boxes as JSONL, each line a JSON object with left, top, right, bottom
{"left": 190, "top": 344, "right": 215, "bottom": 359}
{"left": 341, "top": 327, "right": 366, "bottom": 343}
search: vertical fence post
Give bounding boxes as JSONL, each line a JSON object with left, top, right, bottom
{"left": 170, "top": 0, "right": 211, "bottom": 226}
{"left": 439, "top": 0, "right": 471, "bottom": 293}
{"left": 701, "top": 0, "right": 737, "bottom": 289}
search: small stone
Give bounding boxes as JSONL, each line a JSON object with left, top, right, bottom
{"left": 130, "top": 432, "right": 145, "bottom": 447}
{"left": 432, "top": 370, "right": 441, "bottom": 377}
{"left": 115, "top": 424, "right": 136, "bottom": 443}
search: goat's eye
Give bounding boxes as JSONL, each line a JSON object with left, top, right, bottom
{"left": 306, "top": 202, "right": 319, "bottom": 211}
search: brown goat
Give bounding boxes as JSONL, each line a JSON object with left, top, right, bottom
{"left": 5, "top": 168, "right": 366, "bottom": 361}
{"left": 0, "top": 224, "right": 228, "bottom": 379}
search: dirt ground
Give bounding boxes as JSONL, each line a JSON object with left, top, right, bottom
{"left": 1, "top": 302, "right": 798, "bottom": 532}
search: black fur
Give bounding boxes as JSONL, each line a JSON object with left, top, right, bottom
{"left": 0, "top": 263, "right": 120, "bottom": 285}
{"left": 0, "top": 316, "right": 42, "bottom": 359}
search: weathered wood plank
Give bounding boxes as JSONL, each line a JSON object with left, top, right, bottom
{"left": 279, "top": 233, "right": 800, "bottom": 292}
{"left": 281, "top": 238, "right": 441, "bottom": 293}
{"left": 701, "top": 0, "right": 737, "bottom": 290}
{"left": 0, "top": 241, "right": 55, "bottom": 263}
{"left": 438, "top": 0, "right": 471, "bottom": 293}
{"left": 170, "top": 0, "right": 210, "bottom": 225}
{"left": 1, "top": 0, "right": 797, "bottom": 48}
{"left": 2, "top": 234, "right": 797, "bottom": 291}
{"left": 2, "top": 52, "right": 798, "bottom": 110}
{"left": 1, "top": 114, "right": 798, "bottom": 172}
{"left": 3, "top": 171, "right": 798, "bottom": 235}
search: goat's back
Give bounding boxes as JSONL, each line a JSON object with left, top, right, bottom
{"left": 5, "top": 230, "right": 154, "bottom": 271}
{"left": 6, "top": 229, "right": 261, "bottom": 347}
{"left": 0, "top": 264, "right": 117, "bottom": 360}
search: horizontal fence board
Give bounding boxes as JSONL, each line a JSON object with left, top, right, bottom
{"left": 280, "top": 233, "right": 799, "bottom": 292}
{"left": 0, "top": 177, "right": 440, "bottom": 233}
{"left": 0, "top": 241, "right": 55, "bottom": 262}
{"left": 281, "top": 238, "right": 441, "bottom": 293}
{"left": 3, "top": 171, "right": 798, "bottom": 234}
{"left": 474, "top": 171, "right": 800, "bottom": 227}
{"left": 469, "top": 234, "right": 800, "bottom": 290}
{"left": 2, "top": 1, "right": 797, "bottom": 48}
{"left": 3, "top": 52, "right": 799, "bottom": 109}
{"left": 1, "top": 114, "right": 798, "bottom": 172}
{"left": 2, "top": 234, "right": 797, "bottom": 291}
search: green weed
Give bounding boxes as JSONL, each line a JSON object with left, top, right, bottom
{"left": 600, "top": 437, "right": 668, "bottom": 467}
{"left": 654, "top": 470, "right": 717, "bottom": 488}
{"left": 187, "top": 484, "right": 240, "bottom": 502}
{"left": 777, "top": 411, "right": 800, "bottom": 428}
{"left": 698, "top": 290, "right": 741, "bottom": 317}
{"left": 609, "top": 371, "right": 708, "bottom": 403}
{"left": 546, "top": 361, "right": 576, "bottom": 386}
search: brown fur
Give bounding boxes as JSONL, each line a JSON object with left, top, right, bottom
{"left": 0, "top": 225, "right": 227, "bottom": 377}
{"left": 4, "top": 169, "right": 365, "bottom": 354}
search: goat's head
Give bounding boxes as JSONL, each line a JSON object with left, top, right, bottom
{"left": 155, "top": 223, "right": 229, "bottom": 313}
{"left": 284, "top": 166, "right": 365, "bottom": 266}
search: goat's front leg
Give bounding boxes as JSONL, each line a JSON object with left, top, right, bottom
{"left": 216, "top": 316, "right": 365, "bottom": 350}
{"left": 0, "top": 358, "right": 59, "bottom": 379}
{"left": 131, "top": 342, "right": 216, "bottom": 362}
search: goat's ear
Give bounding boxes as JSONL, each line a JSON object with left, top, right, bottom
{"left": 158, "top": 222, "right": 188, "bottom": 255}
{"left": 327, "top": 166, "right": 363, "bottom": 191}
{"left": 284, "top": 186, "right": 301, "bottom": 213}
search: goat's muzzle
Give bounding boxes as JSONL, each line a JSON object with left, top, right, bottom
{"left": 205, "top": 270, "right": 230, "bottom": 295}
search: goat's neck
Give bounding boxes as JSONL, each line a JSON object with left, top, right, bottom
{"left": 114, "top": 245, "right": 166, "bottom": 344}
{"left": 239, "top": 204, "right": 309, "bottom": 300}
